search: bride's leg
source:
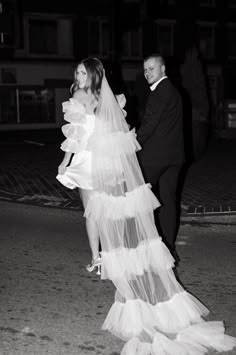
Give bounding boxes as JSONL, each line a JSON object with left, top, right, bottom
{"left": 79, "top": 188, "right": 100, "bottom": 261}
{"left": 85, "top": 217, "right": 100, "bottom": 261}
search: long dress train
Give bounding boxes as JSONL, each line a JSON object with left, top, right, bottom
{"left": 57, "top": 79, "right": 236, "bottom": 355}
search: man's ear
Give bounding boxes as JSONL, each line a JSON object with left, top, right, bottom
{"left": 161, "top": 65, "right": 166, "bottom": 75}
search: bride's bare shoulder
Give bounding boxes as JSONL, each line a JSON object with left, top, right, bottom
{"left": 73, "top": 89, "right": 97, "bottom": 113}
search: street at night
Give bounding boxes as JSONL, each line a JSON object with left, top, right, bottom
{"left": 0, "top": 201, "right": 236, "bottom": 355}
{"left": 1, "top": 0, "right": 236, "bottom": 354}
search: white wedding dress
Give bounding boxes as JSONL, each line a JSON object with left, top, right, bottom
{"left": 56, "top": 91, "right": 236, "bottom": 355}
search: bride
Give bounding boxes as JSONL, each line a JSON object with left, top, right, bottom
{"left": 56, "top": 57, "right": 236, "bottom": 355}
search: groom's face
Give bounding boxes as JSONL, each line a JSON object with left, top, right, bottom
{"left": 143, "top": 57, "right": 165, "bottom": 85}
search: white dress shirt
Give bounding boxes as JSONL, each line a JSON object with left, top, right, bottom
{"left": 150, "top": 76, "right": 168, "bottom": 91}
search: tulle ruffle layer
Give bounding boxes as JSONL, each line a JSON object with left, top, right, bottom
{"left": 62, "top": 122, "right": 86, "bottom": 140}
{"left": 84, "top": 183, "right": 160, "bottom": 221}
{"left": 62, "top": 99, "right": 86, "bottom": 123}
{"left": 60, "top": 116, "right": 140, "bottom": 160}
{"left": 87, "top": 129, "right": 141, "bottom": 156}
{"left": 60, "top": 137, "right": 88, "bottom": 153}
{"left": 61, "top": 129, "right": 141, "bottom": 155}
{"left": 121, "top": 321, "right": 236, "bottom": 355}
{"left": 102, "top": 291, "right": 209, "bottom": 339}
{"left": 101, "top": 238, "right": 175, "bottom": 280}
{"left": 60, "top": 99, "right": 91, "bottom": 153}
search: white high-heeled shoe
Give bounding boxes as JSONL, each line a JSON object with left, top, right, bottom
{"left": 86, "top": 256, "right": 102, "bottom": 275}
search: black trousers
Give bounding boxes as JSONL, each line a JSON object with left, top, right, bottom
{"left": 141, "top": 163, "right": 182, "bottom": 253}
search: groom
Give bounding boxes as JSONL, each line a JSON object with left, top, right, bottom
{"left": 137, "top": 54, "right": 185, "bottom": 263}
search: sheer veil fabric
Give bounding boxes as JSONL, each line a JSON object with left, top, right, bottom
{"left": 64, "top": 73, "right": 236, "bottom": 354}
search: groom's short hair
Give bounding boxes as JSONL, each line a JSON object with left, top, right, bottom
{"left": 144, "top": 53, "right": 165, "bottom": 66}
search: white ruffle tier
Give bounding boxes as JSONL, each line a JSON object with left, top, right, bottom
{"left": 60, "top": 137, "right": 89, "bottom": 153}
{"left": 84, "top": 183, "right": 160, "bottom": 221}
{"left": 121, "top": 322, "right": 236, "bottom": 355}
{"left": 60, "top": 99, "right": 140, "bottom": 157}
{"left": 61, "top": 122, "right": 86, "bottom": 140}
{"left": 116, "top": 94, "right": 126, "bottom": 109}
{"left": 60, "top": 99, "right": 91, "bottom": 154}
{"left": 101, "top": 238, "right": 175, "bottom": 280}
{"left": 116, "top": 94, "right": 127, "bottom": 117}
{"left": 102, "top": 291, "right": 209, "bottom": 339}
{"left": 87, "top": 129, "right": 141, "bottom": 157}
{"left": 62, "top": 99, "right": 86, "bottom": 123}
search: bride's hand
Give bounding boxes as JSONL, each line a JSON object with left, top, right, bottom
{"left": 58, "top": 163, "right": 67, "bottom": 175}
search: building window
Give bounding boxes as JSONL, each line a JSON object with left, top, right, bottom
{"left": 19, "top": 88, "right": 55, "bottom": 123}
{"left": 156, "top": 20, "right": 175, "bottom": 57}
{"left": 227, "top": 24, "right": 236, "bottom": 58}
{"left": 88, "top": 17, "right": 111, "bottom": 58}
{"left": 1, "top": 67, "right": 16, "bottom": 83}
{"left": 199, "top": 0, "right": 216, "bottom": 6}
{"left": 197, "top": 22, "right": 215, "bottom": 59}
{"left": 0, "top": 1, "right": 16, "bottom": 48}
{"left": 57, "top": 19, "right": 74, "bottom": 57}
{"left": 0, "top": 87, "right": 17, "bottom": 124}
{"left": 29, "top": 19, "right": 57, "bottom": 55}
{"left": 122, "top": 28, "right": 142, "bottom": 58}
{"left": 23, "top": 14, "right": 74, "bottom": 58}
{"left": 0, "top": 87, "right": 55, "bottom": 124}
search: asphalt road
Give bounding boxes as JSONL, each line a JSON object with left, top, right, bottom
{"left": 0, "top": 201, "right": 236, "bottom": 355}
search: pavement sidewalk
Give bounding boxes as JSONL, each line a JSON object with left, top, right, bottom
{"left": 1, "top": 201, "right": 236, "bottom": 355}
{"left": 1, "top": 128, "right": 236, "bottom": 224}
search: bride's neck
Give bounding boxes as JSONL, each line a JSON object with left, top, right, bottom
{"left": 84, "top": 90, "right": 98, "bottom": 113}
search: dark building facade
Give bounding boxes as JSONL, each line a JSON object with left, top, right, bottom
{"left": 0, "top": 0, "right": 236, "bottom": 130}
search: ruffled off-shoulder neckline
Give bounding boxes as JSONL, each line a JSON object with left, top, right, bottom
{"left": 62, "top": 98, "right": 86, "bottom": 114}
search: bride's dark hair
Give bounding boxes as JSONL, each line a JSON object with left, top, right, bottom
{"left": 71, "top": 57, "right": 104, "bottom": 99}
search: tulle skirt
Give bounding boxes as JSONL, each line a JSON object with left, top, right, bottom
{"left": 83, "top": 182, "right": 236, "bottom": 355}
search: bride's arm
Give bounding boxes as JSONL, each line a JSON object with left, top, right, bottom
{"left": 58, "top": 152, "right": 72, "bottom": 174}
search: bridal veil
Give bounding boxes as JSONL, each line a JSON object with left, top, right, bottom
{"left": 82, "top": 65, "right": 236, "bottom": 354}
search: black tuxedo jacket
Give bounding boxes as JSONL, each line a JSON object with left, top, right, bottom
{"left": 137, "top": 78, "right": 185, "bottom": 168}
